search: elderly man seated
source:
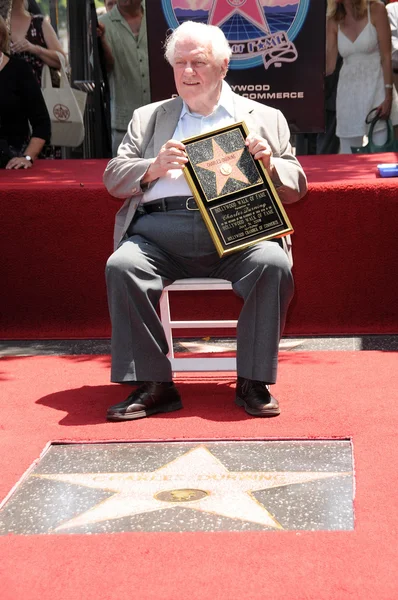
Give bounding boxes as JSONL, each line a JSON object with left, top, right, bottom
{"left": 103, "top": 21, "right": 307, "bottom": 422}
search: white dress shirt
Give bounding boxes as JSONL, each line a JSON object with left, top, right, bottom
{"left": 142, "top": 81, "right": 236, "bottom": 203}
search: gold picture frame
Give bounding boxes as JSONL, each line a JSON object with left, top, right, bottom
{"left": 182, "top": 121, "right": 293, "bottom": 257}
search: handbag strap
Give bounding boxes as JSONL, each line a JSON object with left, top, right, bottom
{"left": 367, "top": 112, "right": 395, "bottom": 150}
{"left": 41, "top": 62, "right": 52, "bottom": 90}
{"left": 41, "top": 51, "right": 68, "bottom": 90}
{"left": 56, "top": 52, "right": 69, "bottom": 89}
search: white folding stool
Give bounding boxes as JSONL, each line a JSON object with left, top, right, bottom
{"left": 159, "top": 278, "right": 237, "bottom": 371}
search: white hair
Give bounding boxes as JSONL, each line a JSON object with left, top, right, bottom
{"left": 164, "top": 21, "right": 232, "bottom": 67}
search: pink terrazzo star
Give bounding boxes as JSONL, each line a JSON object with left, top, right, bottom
{"left": 208, "top": 0, "right": 270, "bottom": 34}
{"left": 196, "top": 138, "right": 250, "bottom": 196}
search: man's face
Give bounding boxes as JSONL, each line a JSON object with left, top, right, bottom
{"left": 173, "top": 39, "right": 227, "bottom": 113}
{"left": 105, "top": 0, "right": 116, "bottom": 11}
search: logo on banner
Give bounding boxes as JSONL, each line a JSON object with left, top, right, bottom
{"left": 161, "top": 0, "right": 309, "bottom": 71}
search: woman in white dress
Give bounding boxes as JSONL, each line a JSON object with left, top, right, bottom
{"left": 326, "top": 0, "right": 398, "bottom": 153}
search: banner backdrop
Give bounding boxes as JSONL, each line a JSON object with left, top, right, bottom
{"left": 146, "top": 0, "right": 326, "bottom": 134}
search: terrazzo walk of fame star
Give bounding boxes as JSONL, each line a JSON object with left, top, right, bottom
{"left": 185, "top": 127, "right": 262, "bottom": 201}
{"left": 196, "top": 139, "right": 250, "bottom": 196}
{"left": 0, "top": 441, "right": 354, "bottom": 535}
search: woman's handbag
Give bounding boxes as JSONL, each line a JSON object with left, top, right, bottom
{"left": 41, "top": 53, "right": 87, "bottom": 147}
{"left": 351, "top": 109, "right": 398, "bottom": 154}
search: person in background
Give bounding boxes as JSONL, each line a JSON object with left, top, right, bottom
{"left": 327, "top": 0, "right": 398, "bottom": 153}
{"left": 386, "top": 0, "right": 398, "bottom": 91}
{"left": 0, "top": 15, "right": 51, "bottom": 169}
{"left": 97, "top": 0, "right": 116, "bottom": 17}
{"left": 9, "top": 0, "right": 65, "bottom": 86}
{"left": 102, "top": 21, "right": 307, "bottom": 422}
{"left": 316, "top": 54, "right": 343, "bottom": 153}
{"left": 104, "top": 0, "right": 116, "bottom": 12}
{"left": 295, "top": 5, "right": 342, "bottom": 155}
{"left": 98, "top": 0, "right": 150, "bottom": 156}
{"left": 295, "top": 54, "right": 343, "bottom": 155}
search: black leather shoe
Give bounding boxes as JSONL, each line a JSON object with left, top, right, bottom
{"left": 235, "top": 377, "right": 280, "bottom": 417}
{"left": 107, "top": 381, "right": 183, "bottom": 421}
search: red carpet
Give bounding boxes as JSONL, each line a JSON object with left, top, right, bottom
{"left": 1, "top": 351, "right": 397, "bottom": 599}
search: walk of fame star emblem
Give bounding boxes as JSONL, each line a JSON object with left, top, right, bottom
{"left": 196, "top": 139, "right": 249, "bottom": 197}
{"left": 208, "top": 0, "right": 271, "bottom": 34}
{"left": 183, "top": 126, "right": 261, "bottom": 203}
{"left": 161, "top": 0, "right": 306, "bottom": 71}
{"left": 0, "top": 441, "right": 354, "bottom": 535}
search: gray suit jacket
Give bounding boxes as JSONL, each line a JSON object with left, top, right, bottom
{"left": 103, "top": 93, "right": 308, "bottom": 257}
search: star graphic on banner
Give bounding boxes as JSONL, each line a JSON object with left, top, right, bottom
{"left": 196, "top": 139, "right": 249, "bottom": 195}
{"left": 208, "top": 0, "right": 271, "bottom": 34}
{"left": 34, "top": 446, "right": 350, "bottom": 532}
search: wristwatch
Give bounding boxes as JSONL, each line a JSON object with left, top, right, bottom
{"left": 23, "top": 155, "right": 33, "bottom": 163}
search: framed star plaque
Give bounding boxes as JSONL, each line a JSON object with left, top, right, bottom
{"left": 182, "top": 121, "right": 293, "bottom": 257}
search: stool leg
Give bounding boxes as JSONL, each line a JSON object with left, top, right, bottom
{"left": 159, "top": 289, "right": 174, "bottom": 360}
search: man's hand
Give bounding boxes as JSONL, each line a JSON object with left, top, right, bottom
{"left": 142, "top": 140, "right": 188, "bottom": 183}
{"left": 6, "top": 156, "right": 33, "bottom": 170}
{"left": 376, "top": 92, "right": 392, "bottom": 120}
{"left": 245, "top": 133, "right": 274, "bottom": 177}
{"left": 97, "top": 22, "right": 106, "bottom": 39}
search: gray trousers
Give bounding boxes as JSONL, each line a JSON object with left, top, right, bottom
{"left": 106, "top": 209, "right": 294, "bottom": 384}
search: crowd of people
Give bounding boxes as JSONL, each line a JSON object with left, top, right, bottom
{"left": 298, "top": 0, "right": 398, "bottom": 153}
{"left": 327, "top": 0, "right": 398, "bottom": 153}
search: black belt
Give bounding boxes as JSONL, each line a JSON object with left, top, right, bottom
{"left": 140, "top": 196, "right": 199, "bottom": 213}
